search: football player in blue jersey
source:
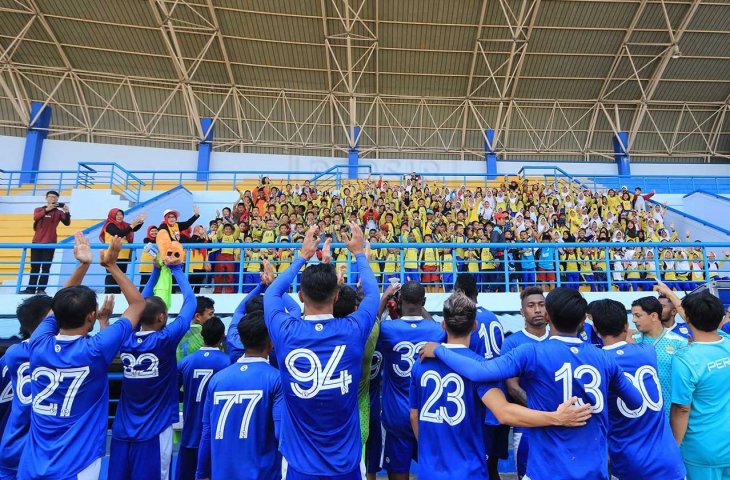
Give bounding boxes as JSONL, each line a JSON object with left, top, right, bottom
{"left": 176, "top": 317, "right": 229, "bottom": 480}
{"left": 0, "top": 294, "right": 53, "bottom": 479}
{"left": 1, "top": 234, "right": 111, "bottom": 479}
{"left": 410, "top": 291, "right": 591, "bottom": 480}
{"left": 421, "top": 287, "right": 644, "bottom": 480}
{"left": 108, "top": 256, "right": 197, "bottom": 480}
{"left": 17, "top": 235, "right": 146, "bottom": 480}
{"left": 196, "top": 309, "right": 283, "bottom": 480}
{"left": 264, "top": 223, "right": 379, "bottom": 479}
{"left": 590, "top": 299, "right": 686, "bottom": 480}
{"left": 671, "top": 292, "right": 730, "bottom": 480}
{"left": 377, "top": 280, "right": 446, "bottom": 480}
{"left": 453, "top": 273, "right": 507, "bottom": 480}
{"left": 500, "top": 286, "right": 549, "bottom": 479}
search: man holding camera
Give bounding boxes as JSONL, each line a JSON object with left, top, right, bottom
{"left": 25, "top": 190, "right": 70, "bottom": 294}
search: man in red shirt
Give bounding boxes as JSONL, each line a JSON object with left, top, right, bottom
{"left": 24, "top": 190, "right": 70, "bottom": 294}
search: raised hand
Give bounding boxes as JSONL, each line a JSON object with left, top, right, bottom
{"left": 300, "top": 225, "right": 320, "bottom": 260}
{"left": 100, "top": 236, "right": 122, "bottom": 268}
{"left": 321, "top": 237, "right": 333, "bottom": 264}
{"left": 345, "top": 221, "right": 364, "bottom": 255}
{"left": 261, "top": 259, "right": 276, "bottom": 285}
{"left": 97, "top": 295, "right": 115, "bottom": 329}
{"left": 73, "top": 232, "right": 93, "bottom": 265}
{"left": 193, "top": 205, "right": 200, "bottom": 216}
{"left": 163, "top": 255, "right": 182, "bottom": 267}
{"left": 554, "top": 397, "right": 592, "bottom": 427}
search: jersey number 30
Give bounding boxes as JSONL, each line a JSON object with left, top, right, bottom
{"left": 285, "top": 346, "right": 352, "bottom": 399}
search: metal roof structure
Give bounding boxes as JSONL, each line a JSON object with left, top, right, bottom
{"left": 0, "top": 0, "right": 729, "bottom": 162}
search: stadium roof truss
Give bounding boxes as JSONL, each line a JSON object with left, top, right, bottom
{"left": 0, "top": 0, "right": 728, "bottom": 163}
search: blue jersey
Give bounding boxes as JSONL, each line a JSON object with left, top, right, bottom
{"left": 0, "top": 342, "right": 32, "bottom": 477}
{"left": 434, "top": 335, "right": 644, "bottom": 480}
{"left": 196, "top": 357, "right": 282, "bottom": 480}
{"left": 113, "top": 266, "right": 195, "bottom": 441}
{"left": 228, "top": 283, "right": 302, "bottom": 363}
{"left": 603, "top": 342, "right": 686, "bottom": 480}
{"left": 18, "top": 315, "right": 133, "bottom": 479}
{"left": 377, "top": 317, "right": 446, "bottom": 437}
{"left": 264, "top": 254, "right": 380, "bottom": 476}
{"left": 580, "top": 320, "right": 603, "bottom": 347}
{"left": 468, "top": 306, "right": 504, "bottom": 426}
{"left": 669, "top": 321, "right": 692, "bottom": 339}
{"left": 177, "top": 347, "right": 230, "bottom": 448}
{"left": 500, "top": 328, "right": 548, "bottom": 433}
{"left": 409, "top": 345, "right": 494, "bottom": 480}
{"left": 369, "top": 347, "right": 383, "bottom": 415}
{"left": 469, "top": 306, "right": 504, "bottom": 360}
{"left": 0, "top": 356, "right": 10, "bottom": 437}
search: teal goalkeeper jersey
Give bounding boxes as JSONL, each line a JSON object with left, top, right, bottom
{"left": 671, "top": 337, "right": 730, "bottom": 468}
{"left": 633, "top": 329, "right": 688, "bottom": 416}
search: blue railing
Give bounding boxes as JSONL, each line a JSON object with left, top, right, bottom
{"left": 128, "top": 169, "right": 332, "bottom": 190}
{"left": 311, "top": 164, "right": 372, "bottom": 191}
{"left": 76, "top": 162, "right": 146, "bottom": 204}
{"left": 3, "top": 241, "right": 728, "bottom": 294}
{"left": 0, "top": 168, "right": 79, "bottom": 195}
{"left": 517, "top": 166, "right": 730, "bottom": 195}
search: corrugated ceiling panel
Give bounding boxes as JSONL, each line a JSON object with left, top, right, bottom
{"left": 653, "top": 81, "right": 730, "bottom": 102}
{"left": 528, "top": 29, "right": 624, "bottom": 55}
{"left": 219, "top": 10, "right": 322, "bottom": 44}
{"left": 36, "top": 0, "right": 158, "bottom": 28}
{"left": 537, "top": 1, "right": 638, "bottom": 29}
{"left": 516, "top": 78, "right": 603, "bottom": 100}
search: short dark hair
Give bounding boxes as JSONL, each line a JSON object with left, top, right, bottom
{"left": 333, "top": 285, "right": 358, "bottom": 317}
{"left": 46, "top": 190, "right": 59, "bottom": 197}
{"left": 300, "top": 263, "right": 338, "bottom": 303}
{"left": 202, "top": 316, "right": 225, "bottom": 346}
{"left": 16, "top": 295, "right": 53, "bottom": 339}
{"left": 589, "top": 299, "right": 627, "bottom": 338}
{"left": 52, "top": 286, "right": 98, "bottom": 330}
{"left": 520, "top": 286, "right": 544, "bottom": 304}
{"left": 238, "top": 310, "right": 270, "bottom": 350}
{"left": 545, "top": 288, "right": 587, "bottom": 333}
{"left": 244, "top": 294, "right": 264, "bottom": 314}
{"left": 400, "top": 281, "right": 426, "bottom": 306}
{"left": 681, "top": 292, "right": 724, "bottom": 332}
{"left": 631, "top": 296, "right": 662, "bottom": 318}
{"left": 140, "top": 296, "right": 168, "bottom": 326}
{"left": 442, "top": 292, "right": 477, "bottom": 336}
{"left": 195, "top": 296, "right": 215, "bottom": 316}
{"left": 454, "top": 274, "right": 478, "bottom": 301}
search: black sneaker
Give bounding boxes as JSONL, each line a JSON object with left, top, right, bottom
{"left": 20, "top": 288, "right": 36, "bottom": 294}
{"left": 36, "top": 288, "right": 46, "bottom": 295}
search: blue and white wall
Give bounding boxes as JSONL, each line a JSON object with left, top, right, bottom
{"left": 2, "top": 135, "right": 730, "bottom": 178}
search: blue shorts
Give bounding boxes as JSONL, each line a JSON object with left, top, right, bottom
{"left": 175, "top": 446, "right": 197, "bottom": 480}
{"left": 366, "top": 410, "right": 383, "bottom": 473}
{"left": 383, "top": 430, "right": 417, "bottom": 474}
{"left": 286, "top": 466, "right": 361, "bottom": 480}
{"left": 108, "top": 426, "right": 173, "bottom": 480}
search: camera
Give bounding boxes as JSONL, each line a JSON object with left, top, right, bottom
{"left": 56, "top": 202, "right": 65, "bottom": 208}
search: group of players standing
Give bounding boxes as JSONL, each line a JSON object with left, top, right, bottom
{"left": 0, "top": 222, "right": 729, "bottom": 480}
